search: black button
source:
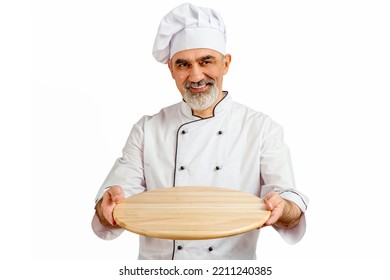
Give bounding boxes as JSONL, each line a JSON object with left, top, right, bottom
{"left": 181, "top": 130, "right": 187, "bottom": 135}
{"left": 218, "top": 131, "right": 223, "bottom": 135}
{"left": 208, "top": 247, "right": 213, "bottom": 252}
{"left": 179, "top": 166, "right": 185, "bottom": 170}
{"left": 215, "top": 166, "right": 221, "bottom": 171}
{"left": 177, "top": 246, "right": 183, "bottom": 250}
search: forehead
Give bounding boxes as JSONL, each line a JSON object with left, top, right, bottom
{"left": 171, "top": 48, "right": 222, "bottom": 62}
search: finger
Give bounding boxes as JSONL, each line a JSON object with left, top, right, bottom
{"left": 264, "top": 209, "right": 279, "bottom": 226}
{"left": 108, "top": 185, "right": 125, "bottom": 203}
{"left": 101, "top": 191, "right": 117, "bottom": 226}
{"left": 103, "top": 205, "right": 116, "bottom": 226}
{"left": 264, "top": 197, "right": 284, "bottom": 226}
{"left": 265, "top": 200, "right": 273, "bottom": 211}
{"left": 103, "top": 186, "right": 125, "bottom": 226}
{"left": 264, "top": 192, "right": 280, "bottom": 211}
{"left": 264, "top": 206, "right": 283, "bottom": 226}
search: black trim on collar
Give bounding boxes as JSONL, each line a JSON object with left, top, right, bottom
{"left": 183, "top": 91, "right": 229, "bottom": 119}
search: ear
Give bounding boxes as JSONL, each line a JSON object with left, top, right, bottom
{"left": 223, "top": 54, "right": 232, "bottom": 75}
{"left": 167, "top": 59, "right": 174, "bottom": 78}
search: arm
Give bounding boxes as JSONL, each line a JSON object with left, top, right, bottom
{"left": 92, "top": 117, "right": 148, "bottom": 240}
{"left": 259, "top": 118, "right": 309, "bottom": 243}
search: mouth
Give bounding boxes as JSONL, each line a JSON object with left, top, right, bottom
{"left": 189, "top": 84, "right": 209, "bottom": 93}
{"left": 185, "top": 79, "right": 214, "bottom": 93}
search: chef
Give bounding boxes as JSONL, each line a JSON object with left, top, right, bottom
{"left": 92, "top": 2, "right": 309, "bottom": 260}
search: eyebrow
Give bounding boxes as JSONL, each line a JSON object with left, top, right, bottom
{"left": 174, "top": 58, "right": 188, "bottom": 65}
{"left": 199, "top": 55, "right": 216, "bottom": 62}
{"left": 174, "top": 55, "right": 217, "bottom": 65}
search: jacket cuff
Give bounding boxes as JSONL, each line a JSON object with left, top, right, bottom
{"left": 91, "top": 213, "right": 124, "bottom": 240}
{"left": 273, "top": 213, "right": 306, "bottom": 244}
{"left": 279, "top": 190, "right": 308, "bottom": 212}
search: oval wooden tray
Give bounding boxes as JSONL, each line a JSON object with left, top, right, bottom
{"left": 113, "top": 186, "right": 270, "bottom": 240}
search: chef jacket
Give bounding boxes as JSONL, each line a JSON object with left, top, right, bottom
{"left": 92, "top": 92, "right": 309, "bottom": 260}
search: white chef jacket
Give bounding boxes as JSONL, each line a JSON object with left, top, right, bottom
{"left": 92, "top": 92, "right": 309, "bottom": 260}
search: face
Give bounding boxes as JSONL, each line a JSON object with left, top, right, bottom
{"left": 168, "top": 48, "right": 231, "bottom": 112}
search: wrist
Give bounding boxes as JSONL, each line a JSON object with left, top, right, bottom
{"left": 274, "top": 200, "right": 302, "bottom": 229}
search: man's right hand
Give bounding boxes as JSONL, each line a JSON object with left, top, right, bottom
{"left": 95, "top": 185, "right": 124, "bottom": 227}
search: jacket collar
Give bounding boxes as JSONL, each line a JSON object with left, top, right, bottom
{"left": 180, "top": 91, "right": 231, "bottom": 120}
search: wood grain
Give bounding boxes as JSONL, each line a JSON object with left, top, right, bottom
{"left": 113, "top": 186, "right": 270, "bottom": 240}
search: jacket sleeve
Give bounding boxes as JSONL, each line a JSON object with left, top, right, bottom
{"left": 91, "top": 117, "right": 148, "bottom": 240}
{"left": 259, "top": 118, "right": 309, "bottom": 244}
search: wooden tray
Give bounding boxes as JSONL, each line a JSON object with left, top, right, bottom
{"left": 113, "top": 186, "right": 270, "bottom": 240}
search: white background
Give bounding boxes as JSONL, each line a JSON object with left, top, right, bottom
{"left": 2, "top": 0, "right": 390, "bottom": 278}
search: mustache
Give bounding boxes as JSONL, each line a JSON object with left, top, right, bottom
{"left": 184, "top": 78, "right": 215, "bottom": 89}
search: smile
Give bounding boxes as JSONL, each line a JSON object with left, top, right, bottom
{"left": 185, "top": 79, "right": 215, "bottom": 91}
{"left": 191, "top": 84, "right": 207, "bottom": 89}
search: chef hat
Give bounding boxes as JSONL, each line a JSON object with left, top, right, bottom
{"left": 152, "top": 3, "right": 227, "bottom": 64}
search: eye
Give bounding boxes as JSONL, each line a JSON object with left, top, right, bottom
{"left": 200, "top": 60, "right": 211, "bottom": 65}
{"left": 174, "top": 59, "right": 190, "bottom": 68}
{"left": 175, "top": 59, "right": 190, "bottom": 68}
{"left": 178, "top": 62, "right": 188, "bottom": 67}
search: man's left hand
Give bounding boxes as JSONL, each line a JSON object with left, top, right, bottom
{"left": 263, "top": 192, "right": 302, "bottom": 229}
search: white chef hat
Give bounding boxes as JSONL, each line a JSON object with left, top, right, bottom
{"left": 152, "top": 3, "right": 227, "bottom": 64}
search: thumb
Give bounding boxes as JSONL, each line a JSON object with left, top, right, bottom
{"left": 108, "top": 185, "right": 125, "bottom": 203}
{"left": 264, "top": 192, "right": 279, "bottom": 211}
{"left": 265, "top": 200, "right": 273, "bottom": 211}
{"left": 264, "top": 194, "right": 274, "bottom": 211}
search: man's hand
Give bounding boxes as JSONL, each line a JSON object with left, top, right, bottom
{"left": 95, "top": 185, "right": 125, "bottom": 227}
{"left": 263, "top": 192, "right": 302, "bottom": 229}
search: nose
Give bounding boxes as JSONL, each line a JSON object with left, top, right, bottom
{"left": 188, "top": 65, "right": 204, "bottom": 82}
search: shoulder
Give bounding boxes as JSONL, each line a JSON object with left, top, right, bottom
{"left": 135, "top": 102, "right": 182, "bottom": 124}
{"left": 229, "top": 100, "right": 280, "bottom": 128}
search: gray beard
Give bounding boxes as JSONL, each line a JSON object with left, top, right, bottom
{"left": 183, "top": 80, "right": 219, "bottom": 111}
